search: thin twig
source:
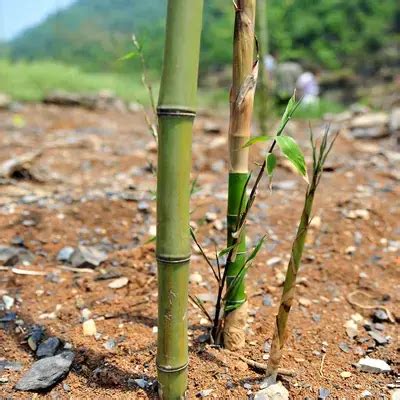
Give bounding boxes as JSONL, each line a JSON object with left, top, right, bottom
{"left": 347, "top": 290, "right": 395, "bottom": 323}
{"left": 319, "top": 353, "right": 326, "bottom": 377}
{"left": 189, "top": 294, "right": 213, "bottom": 323}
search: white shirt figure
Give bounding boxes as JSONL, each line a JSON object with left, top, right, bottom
{"left": 296, "top": 71, "right": 319, "bottom": 104}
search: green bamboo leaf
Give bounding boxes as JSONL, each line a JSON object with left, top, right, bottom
{"left": 218, "top": 244, "right": 235, "bottom": 258}
{"left": 245, "top": 235, "right": 266, "bottom": 265}
{"left": 266, "top": 153, "right": 277, "bottom": 177}
{"left": 118, "top": 51, "right": 138, "bottom": 61}
{"left": 276, "top": 136, "right": 308, "bottom": 182}
{"left": 243, "top": 135, "right": 275, "bottom": 148}
{"left": 277, "top": 92, "right": 296, "bottom": 131}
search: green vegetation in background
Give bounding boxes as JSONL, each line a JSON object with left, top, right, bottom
{"left": 8, "top": 0, "right": 400, "bottom": 74}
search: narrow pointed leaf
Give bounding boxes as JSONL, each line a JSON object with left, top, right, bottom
{"left": 218, "top": 244, "right": 236, "bottom": 258}
{"left": 245, "top": 235, "right": 266, "bottom": 265}
{"left": 266, "top": 153, "right": 277, "bottom": 177}
{"left": 276, "top": 136, "right": 308, "bottom": 181}
{"left": 118, "top": 51, "right": 138, "bottom": 62}
{"left": 277, "top": 92, "right": 297, "bottom": 134}
{"left": 243, "top": 135, "right": 275, "bottom": 148}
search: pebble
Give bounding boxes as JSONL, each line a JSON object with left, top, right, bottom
{"left": 340, "top": 371, "right": 352, "bottom": 378}
{"left": 0, "top": 360, "right": 23, "bottom": 371}
{"left": 189, "top": 272, "right": 203, "bottom": 284}
{"left": 108, "top": 277, "right": 129, "bottom": 289}
{"left": 344, "top": 319, "right": 358, "bottom": 339}
{"left": 36, "top": 337, "right": 61, "bottom": 359}
{"left": 137, "top": 201, "right": 150, "bottom": 213}
{"left": 56, "top": 246, "right": 75, "bottom": 263}
{"left": 357, "top": 357, "right": 391, "bottom": 373}
{"left": 351, "top": 313, "right": 364, "bottom": 324}
{"left": 15, "top": 351, "right": 74, "bottom": 391}
{"left": 254, "top": 382, "right": 289, "bottom": 400}
{"left": 345, "top": 246, "right": 356, "bottom": 255}
{"left": 81, "top": 308, "right": 91, "bottom": 320}
{"left": 263, "top": 295, "right": 273, "bottom": 307}
{"left": 372, "top": 309, "right": 389, "bottom": 322}
{"left": 70, "top": 245, "right": 107, "bottom": 268}
{"left": 0, "top": 377, "right": 8, "bottom": 384}
{"left": 338, "top": 342, "right": 350, "bottom": 353}
{"left": 275, "top": 271, "right": 285, "bottom": 286}
{"left": 27, "top": 325, "right": 45, "bottom": 351}
{"left": 83, "top": 319, "right": 97, "bottom": 336}
{"left": 103, "top": 339, "right": 116, "bottom": 350}
{"left": 360, "top": 390, "right": 373, "bottom": 398}
{"left": 318, "top": 387, "right": 330, "bottom": 399}
{"left": 391, "top": 390, "right": 400, "bottom": 400}
{"left": 2, "top": 295, "right": 14, "bottom": 310}
{"left": 197, "top": 388, "right": 214, "bottom": 397}
{"left": 133, "top": 378, "right": 147, "bottom": 389}
{"left": 299, "top": 297, "right": 312, "bottom": 307}
{"left": 368, "top": 330, "right": 388, "bottom": 345}
{"left": 205, "top": 212, "right": 217, "bottom": 222}
{"left": 267, "top": 257, "right": 282, "bottom": 267}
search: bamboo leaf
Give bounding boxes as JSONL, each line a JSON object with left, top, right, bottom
{"left": 245, "top": 235, "right": 266, "bottom": 265}
{"left": 218, "top": 244, "right": 236, "bottom": 258}
{"left": 118, "top": 51, "right": 138, "bottom": 62}
{"left": 276, "top": 136, "right": 308, "bottom": 182}
{"left": 277, "top": 92, "right": 296, "bottom": 133}
{"left": 266, "top": 153, "right": 277, "bottom": 177}
{"left": 243, "top": 135, "right": 275, "bottom": 148}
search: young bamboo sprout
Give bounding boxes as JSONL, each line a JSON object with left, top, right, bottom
{"left": 224, "top": 0, "right": 258, "bottom": 350}
{"left": 266, "top": 128, "right": 338, "bottom": 383}
{"left": 156, "top": 0, "right": 203, "bottom": 398}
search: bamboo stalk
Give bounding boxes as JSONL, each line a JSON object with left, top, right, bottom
{"left": 266, "top": 129, "right": 337, "bottom": 382}
{"left": 156, "top": 1, "right": 203, "bottom": 398}
{"left": 255, "top": 0, "right": 270, "bottom": 133}
{"left": 224, "top": 0, "right": 258, "bottom": 350}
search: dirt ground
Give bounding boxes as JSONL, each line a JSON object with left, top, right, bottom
{"left": 0, "top": 103, "right": 399, "bottom": 399}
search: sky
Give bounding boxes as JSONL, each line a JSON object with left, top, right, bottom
{"left": 0, "top": 0, "right": 76, "bottom": 41}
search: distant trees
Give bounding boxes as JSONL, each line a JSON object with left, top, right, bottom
{"left": 8, "top": 0, "right": 400, "bottom": 75}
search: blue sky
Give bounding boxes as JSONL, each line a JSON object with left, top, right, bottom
{"left": 0, "top": 0, "right": 76, "bottom": 40}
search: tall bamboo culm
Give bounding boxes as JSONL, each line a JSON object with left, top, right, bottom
{"left": 255, "top": 0, "right": 269, "bottom": 133}
{"left": 224, "top": 0, "right": 258, "bottom": 350}
{"left": 156, "top": 0, "right": 203, "bottom": 398}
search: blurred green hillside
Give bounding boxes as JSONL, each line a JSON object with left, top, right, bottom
{"left": 7, "top": 0, "right": 400, "bottom": 75}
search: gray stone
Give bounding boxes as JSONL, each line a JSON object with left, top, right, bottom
{"left": 36, "top": 337, "right": 61, "bottom": 359}
{"left": 357, "top": 357, "right": 391, "bottom": 373}
{"left": 56, "top": 247, "right": 75, "bottom": 263}
{"left": 0, "top": 245, "right": 34, "bottom": 266}
{"left": 338, "top": 342, "right": 350, "bottom": 353}
{"left": 0, "top": 360, "right": 23, "bottom": 371}
{"left": 368, "top": 331, "right": 389, "bottom": 346}
{"left": 254, "top": 382, "right": 289, "bottom": 400}
{"left": 373, "top": 309, "right": 389, "bottom": 322}
{"left": 70, "top": 245, "right": 107, "bottom": 268}
{"left": 350, "top": 112, "right": 389, "bottom": 139}
{"left": 15, "top": 351, "right": 74, "bottom": 391}
{"left": 263, "top": 295, "right": 273, "bottom": 307}
{"left": 318, "top": 387, "right": 330, "bottom": 399}
{"left": 389, "top": 108, "right": 400, "bottom": 134}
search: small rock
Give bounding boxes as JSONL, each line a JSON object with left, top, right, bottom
{"left": 0, "top": 245, "right": 34, "bottom": 266}
{"left": 243, "top": 382, "right": 252, "bottom": 390}
{"left": 56, "top": 247, "right": 75, "bottom": 263}
{"left": 275, "top": 271, "right": 285, "bottom": 286}
{"left": 137, "top": 201, "right": 150, "bottom": 213}
{"left": 357, "top": 357, "right": 391, "bottom": 373}
{"left": 108, "top": 277, "right": 129, "bottom": 289}
{"left": 70, "top": 245, "right": 107, "bottom": 268}
{"left": 0, "top": 377, "right": 9, "bottom": 384}
{"left": 254, "top": 382, "right": 289, "bottom": 400}
{"left": 189, "top": 272, "right": 203, "bottom": 284}
{"left": 263, "top": 295, "right": 273, "bottom": 307}
{"left": 263, "top": 341, "right": 271, "bottom": 353}
{"left": 203, "top": 121, "right": 221, "bottom": 134}
{"left": 299, "top": 297, "right": 312, "bottom": 307}
{"left": 2, "top": 295, "right": 14, "bottom": 310}
{"left": 274, "top": 180, "right": 297, "bottom": 191}
{"left": 351, "top": 313, "right": 364, "bottom": 324}
{"left": 372, "top": 309, "right": 389, "bottom": 322}
{"left": 318, "top": 387, "right": 330, "bottom": 399}
{"left": 368, "top": 331, "right": 389, "bottom": 346}
{"left": 197, "top": 388, "right": 213, "bottom": 397}
{"left": 0, "top": 93, "right": 11, "bottom": 109}
{"left": 103, "top": 339, "right": 116, "bottom": 350}
{"left": 391, "top": 389, "right": 400, "bottom": 400}
{"left": 83, "top": 319, "right": 97, "bottom": 336}
{"left": 15, "top": 351, "right": 74, "bottom": 391}
{"left": 340, "top": 371, "right": 352, "bottom": 378}
{"left": 36, "top": 337, "right": 61, "bottom": 359}
{"left": 81, "top": 308, "right": 91, "bottom": 320}
{"left": 350, "top": 112, "right": 389, "bottom": 139}
{"left": 133, "top": 378, "right": 147, "bottom": 389}
{"left": 344, "top": 319, "right": 358, "bottom": 339}
{"left": 312, "top": 314, "right": 321, "bottom": 323}
{"left": 267, "top": 257, "right": 282, "bottom": 267}
{"left": 205, "top": 212, "right": 217, "bottom": 222}
{"left": 0, "top": 360, "right": 23, "bottom": 371}
{"left": 338, "top": 342, "right": 350, "bottom": 353}
{"left": 27, "top": 325, "right": 45, "bottom": 351}
{"left": 360, "top": 390, "right": 373, "bottom": 398}
{"left": 345, "top": 246, "right": 356, "bottom": 255}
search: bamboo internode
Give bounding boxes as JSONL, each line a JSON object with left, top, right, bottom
{"left": 156, "top": 0, "right": 203, "bottom": 398}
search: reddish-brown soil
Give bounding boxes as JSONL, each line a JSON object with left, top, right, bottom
{"left": 0, "top": 104, "right": 399, "bottom": 399}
